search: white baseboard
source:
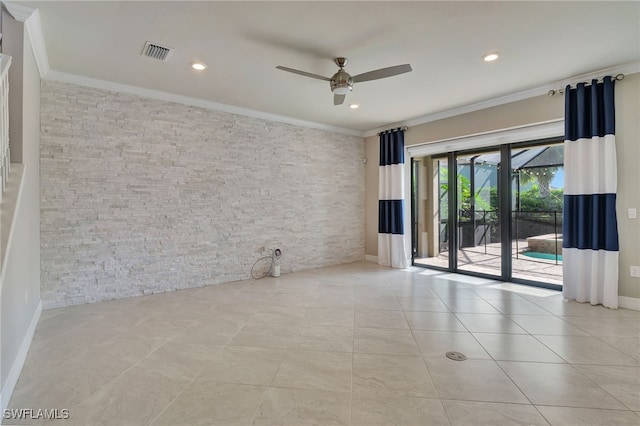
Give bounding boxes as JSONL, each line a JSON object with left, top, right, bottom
{"left": 365, "top": 255, "right": 378, "bottom": 263}
{"left": 619, "top": 296, "right": 640, "bottom": 311}
{"left": 1, "top": 300, "right": 42, "bottom": 415}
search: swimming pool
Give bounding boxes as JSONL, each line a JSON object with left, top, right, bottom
{"left": 522, "top": 251, "right": 562, "bottom": 261}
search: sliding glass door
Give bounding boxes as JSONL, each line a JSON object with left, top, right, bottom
{"left": 510, "top": 142, "right": 564, "bottom": 286}
{"left": 455, "top": 149, "right": 502, "bottom": 277}
{"left": 412, "top": 139, "right": 563, "bottom": 289}
{"left": 412, "top": 156, "right": 450, "bottom": 270}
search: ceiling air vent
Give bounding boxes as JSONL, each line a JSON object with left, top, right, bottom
{"left": 141, "top": 41, "right": 174, "bottom": 62}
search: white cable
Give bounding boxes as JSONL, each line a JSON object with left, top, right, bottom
{"left": 250, "top": 248, "right": 283, "bottom": 279}
{"left": 251, "top": 255, "right": 274, "bottom": 280}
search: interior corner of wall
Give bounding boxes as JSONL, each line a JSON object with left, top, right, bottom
{"left": 365, "top": 254, "right": 378, "bottom": 263}
{"left": 23, "top": 9, "right": 50, "bottom": 79}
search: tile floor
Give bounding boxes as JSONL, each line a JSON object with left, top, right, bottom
{"left": 7, "top": 262, "right": 640, "bottom": 425}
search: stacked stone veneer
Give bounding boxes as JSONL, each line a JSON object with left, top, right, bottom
{"left": 40, "top": 81, "right": 365, "bottom": 308}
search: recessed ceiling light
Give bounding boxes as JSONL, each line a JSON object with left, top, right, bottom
{"left": 191, "top": 62, "right": 207, "bottom": 71}
{"left": 349, "top": 104, "right": 359, "bottom": 109}
{"left": 483, "top": 52, "right": 500, "bottom": 62}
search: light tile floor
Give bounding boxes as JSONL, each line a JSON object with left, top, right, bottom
{"left": 7, "top": 262, "right": 640, "bottom": 425}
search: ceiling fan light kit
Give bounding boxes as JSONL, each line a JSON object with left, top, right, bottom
{"left": 276, "top": 57, "right": 412, "bottom": 106}
{"left": 332, "top": 86, "right": 351, "bottom": 95}
{"left": 330, "top": 58, "right": 354, "bottom": 96}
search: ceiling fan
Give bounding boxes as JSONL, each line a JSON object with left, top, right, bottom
{"left": 276, "top": 57, "right": 412, "bottom": 106}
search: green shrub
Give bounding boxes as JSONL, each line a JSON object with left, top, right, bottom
{"left": 519, "top": 185, "right": 563, "bottom": 212}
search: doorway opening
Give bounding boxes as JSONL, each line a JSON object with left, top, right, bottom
{"left": 412, "top": 139, "right": 564, "bottom": 288}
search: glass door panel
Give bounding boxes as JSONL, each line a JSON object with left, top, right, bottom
{"left": 456, "top": 150, "right": 502, "bottom": 277}
{"left": 511, "top": 143, "right": 564, "bottom": 285}
{"left": 413, "top": 156, "right": 450, "bottom": 269}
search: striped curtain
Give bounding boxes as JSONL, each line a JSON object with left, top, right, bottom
{"left": 562, "top": 76, "right": 619, "bottom": 308}
{"left": 378, "top": 128, "right": 409, "bottom": 268}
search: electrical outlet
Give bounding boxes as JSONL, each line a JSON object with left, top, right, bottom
{"left": 628, "top": 208, "right": 637, "bottom": 219}
{"left": 631, "top": 266, "right": 640, "bottom": 278}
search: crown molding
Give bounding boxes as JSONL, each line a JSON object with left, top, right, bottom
{"left": 2, "top": 1, "right": 33, "bottom": 21}
{"left": 548, "top": 61, "right": 640, "bottom": 91}
{"left": 24, "top": 9, "right": 50, "bottom": 77}
{"left": 8, "top": 0, "right": 637, "bottom": 140}
{"left": 44, "top": 70, "right": 363, "bottom": 137}
{"left": 3, "top": 2, "right": 51, "bottom": 78}
{"left": 5, "top": 0, "right": 353, "bottom": 136}
{"left": 363, "top": 61, "right": 640, "bottom": 138}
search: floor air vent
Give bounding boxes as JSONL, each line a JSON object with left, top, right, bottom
{"left": 141, "top": 41, "right": 174, "bottom": 62}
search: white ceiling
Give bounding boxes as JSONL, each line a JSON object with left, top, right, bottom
{"left": 18, "top": 1, "right": 640, "bottom": 134}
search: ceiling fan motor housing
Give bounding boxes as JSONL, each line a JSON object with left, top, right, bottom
{"left": 330, "top": 69, "right": 353, "bottom": 94}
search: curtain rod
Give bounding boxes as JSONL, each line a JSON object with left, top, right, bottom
{"left": 377, "top": 126, "right": 408, "bottom": 136}
{"left": 547, "top": 73, "right": 624, "bottom": 96}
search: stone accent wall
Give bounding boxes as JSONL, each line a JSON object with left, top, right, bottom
{"left": 40, "top": 81, "right": 364, "bottom": 308}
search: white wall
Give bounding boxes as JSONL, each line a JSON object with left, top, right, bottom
{"left": 0, "top": 11, "right": 42, "bottom": 410}
{"left": 40, "top": 81, "right": 365, "bottom": 308}
{"left": 614, "top": 72, "right": 640, "bottom": 301}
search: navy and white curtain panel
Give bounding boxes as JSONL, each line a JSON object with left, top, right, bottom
{"left": 378, "top": 128, "right": 409, "bottom": 269}
{"left": 562, "top": 76, "right": 619, "bottom": 309}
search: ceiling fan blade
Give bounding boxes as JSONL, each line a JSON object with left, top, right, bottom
{"left": 334, "top": 94, "right": 346, "bottom": 105}
{"left": 352, "top": 64, "right": 412, "bottom": 83}
{"left": 276, "top": 66, "right": 331, "bottom": 81}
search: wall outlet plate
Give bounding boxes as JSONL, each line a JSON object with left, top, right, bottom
{"left": 631, "top": 265, "right": 640, "bottom": 278}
